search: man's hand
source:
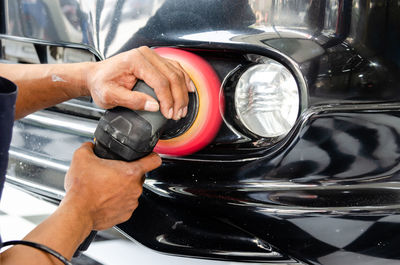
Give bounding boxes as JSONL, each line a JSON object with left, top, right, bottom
{"left": 2, "top": 46, "right": 193, "bottom": 120}
{"left": 86, "top": 46, "right": 195, "bottom": 120}
{"left": 63, "top": 142, "right": 161, "bottom": 231}
{"left": 1, "top": 143, "right": 161, "bottom": 264}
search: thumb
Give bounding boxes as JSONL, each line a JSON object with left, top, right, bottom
{"left": 78, "top": 142, "right": 95, "bottom": 153}
{"left": 111, "top": 86, "right": 160, "bottom": 111}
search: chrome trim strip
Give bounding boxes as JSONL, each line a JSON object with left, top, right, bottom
{"left": 309, "top": 102, "right": 400, "bottom": 112}
{"left": 23, "top": 110, "right": 97, "bottom": 138}
{"left": 209, "top": 250, "right": 283, "bottom": 258}
{"left": 113, "top": 227, "right": 297, "bottom": 263}
{"left": 9, "top": 148, "right": 70, "bottom": 172}
{"left": 59, "top": 100, "right": 105, "bottom": 114}
{"left": 6, "top": 175, "right": 66, "bottom": 200}
{"left": 234, "top": 181, "right": 400, "bottom": 191}
{"left": 252, "top": 204, "right": 400, "bottom": 215}
{"left": 0, "top": 34, "right": 103, "bottom": 60}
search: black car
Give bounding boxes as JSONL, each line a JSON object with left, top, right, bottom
{"left": 2, "top": 0, "right": 400, "bottom": 264}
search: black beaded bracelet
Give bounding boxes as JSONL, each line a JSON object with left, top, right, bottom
{"left": 1, "top": 240, "right": 72, "bottom": 265}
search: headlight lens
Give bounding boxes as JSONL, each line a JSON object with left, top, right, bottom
{"left": 234, "top": 60, "right": 299, "bottom": 138}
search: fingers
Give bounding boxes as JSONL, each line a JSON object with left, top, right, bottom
{"left": 133, "top": 46, "right": 190, "bottom": 120}
{"left": 79, "top": 141, "right": 161, "bottom": 177}
{"left": 111, "top": 153, "right": 161, "bottom": 190}
{"left": 168, "top": 59, "right": 195, "bottom": 93}
{"left": 133, "top": 152, "right": 162, "bottom": 173}
{"left": 104, "top": 85, "right": 160, "bottom": 112}
{"left": 167, "top": 59, "right": 195, "bottom": 118}
{"left": 107, "top": 152, "right": 161, "bottom": 181}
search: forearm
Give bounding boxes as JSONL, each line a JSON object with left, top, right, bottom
{"left": 0, "top": 63, "right": 92, "bottom": 120}
{"left": 1, "top": 195, "right": 93, "bottom": 265}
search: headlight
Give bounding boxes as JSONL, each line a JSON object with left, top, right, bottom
{"left": 234, "top": 60, "right": 299, "bottom": 138}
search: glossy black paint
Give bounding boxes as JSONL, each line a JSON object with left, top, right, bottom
{"left": 120, "top": 108, "right": 400, "bottom": 264}
{"left": 3, "top": 1, "right": 400, "bottom": 264}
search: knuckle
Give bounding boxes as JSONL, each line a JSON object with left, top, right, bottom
{"left": 159, "top": 93, "right": 173, "bottom": 108}
{"left": 158, "top": 78, "right": 170, "bottom": 91}
{"left": 73, "top": 147, "right": 86, "bottom": 159}
{"left": 154, "top": 155, "right": 162, "bottom": 167}
{"left": 135, "top": 164, "right": 145, "bottom": 176}
{"left": 138, "top": 46, "right": 149, "bottom": 52}
{"left": 137, "top": 46, "right": 151, "bottom": 57}
{"left": 136, "top": 185, "right": 143, "bottom": 196}
{"left": 101, "top": 89, "right": 113, "bottom": 104}
{"left": 178, "top": 96, "right": 187, "bottom": 109}
{"left": 125, "top": 164, "right": 141, "bottom": 177}
{"left": 132, "top": 201, "right": 139, "bottom": 210}
{"left": 173, "top": 61, "right": 181, "bottom": 68}
{"left": 130, "top": 49, "right": 141, "bottom": 60}
{"left": 135, "top": 67, "right": 146, "bottom": 80}
{"left": 131, "top": 186, "right": 143, "bottom": 199}
{"left": 183, "top": 98, "right": 189, "bottom": 107}
{"left": 121, "top": 212, "right": 133, "bottom": 223}
{"left": 169, "top": 71, "right": 183, "bottom": 83}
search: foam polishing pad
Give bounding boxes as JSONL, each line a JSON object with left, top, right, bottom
{"left": 154, "top": 47, "right": 223, "bottom": 156}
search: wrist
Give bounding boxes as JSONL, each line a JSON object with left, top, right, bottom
{"left": 59, "top": 192, "right": 95, "bottom": 235}
{"left": 79, "top": 62, "right": 96, "bottom": 97}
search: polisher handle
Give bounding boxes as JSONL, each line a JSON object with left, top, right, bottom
{"left": 93, "top": 80, "right": 167, "bottom": 161}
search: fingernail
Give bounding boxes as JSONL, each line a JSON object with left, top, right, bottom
{"left": 189, "top": 81, "right": 196, "bottom": 92}
{"left": 167, "top": 108, "right": 173, "bottom": 119}
{"left": 177, "top": 109, "right": 183, "bottom": 119}
{"left": 182, "top": 106, "right": 188, "bottom": 117}
{"left": 144, "top": 100, "right": 159, "bottom": 112}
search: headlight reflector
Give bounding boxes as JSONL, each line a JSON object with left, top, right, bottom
{"left": 234, "top": 60, "right": 299, "bottom": 138}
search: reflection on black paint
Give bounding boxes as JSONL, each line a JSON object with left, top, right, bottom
{"left": 121, "top": 0, "right": 256, "bottom": 51}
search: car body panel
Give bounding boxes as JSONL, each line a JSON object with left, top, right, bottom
{"left": 3, "top": 0, "right": 400, "bottom": 264}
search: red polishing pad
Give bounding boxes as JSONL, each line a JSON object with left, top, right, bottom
{"left": 154, "top": 48, "right": 223, "bottom": 156}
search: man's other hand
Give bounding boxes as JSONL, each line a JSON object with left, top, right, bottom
{"left": 62, "top": 142, "right": 161, "bottom": 231}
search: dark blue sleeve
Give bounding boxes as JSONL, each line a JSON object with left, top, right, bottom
{"left": 0, "top": 77, "right": 17, "bottom": 200}
{"left": 0, "top": 76, "right": 17, "bottom": 246}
